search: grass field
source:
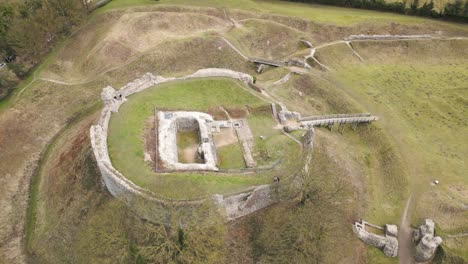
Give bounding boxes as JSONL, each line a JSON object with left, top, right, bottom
{"left": 99, "top": 0, "right": 444, "bottom": 25}
{"left": 225, "top": 18, "right": 307, "bottom": 60}
{"left": 217, "top": 143, "right": 246, "bottom": 169}
{"left": 335, "top": 64, "right": 468, "bottom": 191}
{"left": 1, "top": 0, "right": 466, "bottom": 263}
{"left": 325, "top": 40, "right": 468, "bottom": 259}
{"left": 176, "top": 131, "right": 202, "bottom": 163}
{"left": 270, "top": 72, "right": 410, "bottom": 225}
{"left": 108, "top": 78, "right": 299, "bottom": 199}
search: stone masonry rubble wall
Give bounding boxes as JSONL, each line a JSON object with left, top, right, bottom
{"left": 158, "top": 111, "right": 218, "bottom": 171}
{"left": 353, "top": 220, "right": 399, "bottom": 257}
{"left": 413, "top": 219, "right": 443, "bottom": 262}
{"left": 90, "top": 69, "right": 285, "bottom": 223}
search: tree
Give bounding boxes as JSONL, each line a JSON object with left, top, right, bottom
{"left": 4, "top": 0, "right": 86, "bottom": 64}
{"left": 444, "top": 0, "right": 464, "bottom": 17}
{"left": 0, "top": 4, "right": 14, "bottom": 53}
{"left": 417, "top": 0, "right": 435, "bottom": 16}
{"left": 249, "top": 144, "right": 353, "bottom": 264}
{"left": 464, "top": 1, "right": 468, "bottom": 18}
{"left": 128, "top": 203, "right": 227, "bottom": 264}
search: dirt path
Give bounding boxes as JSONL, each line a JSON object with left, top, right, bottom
{"left": 213, "top": 128, "right": 239, "bottom": 147}
{"left": 221, "top": 37, "right": 249, "bottom": 60}
{"left": 399, "top": 193, "right": 414, "bottom": 264}
{"left": 345, "top": 41, "right": 364, "bottom": 62}
{"left": 447, "top": 232, "right": 468, "bottom": 238}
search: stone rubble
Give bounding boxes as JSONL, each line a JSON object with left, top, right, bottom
{"left": 158, "top": 111, "right": 219, "bottom": 171}
{"left": 353, "top": 220, "right": 399, "bottom": 257}
{"left": 413, "top": 219, "right": 443, "bottom": 262}
{"left": 90, "top": 68, "right": 283, "bottom": 222}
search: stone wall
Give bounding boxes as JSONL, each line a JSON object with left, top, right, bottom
{"left": 213, "top": 184, "right": 279, "bottom": 220}
{"left": 345, "top": 34, "right": 432, "bottom": 41}
{"left": 353, "top": 220, "right": 399, "bottom": 257}
{"left": 413, "top": 219, "right": 442, "bottom": 262}
{"left": 158, "top": 111, "right": 218, "bottom": 171}
{"left": 90, "top": 68, "right": 287, "bottom": 223}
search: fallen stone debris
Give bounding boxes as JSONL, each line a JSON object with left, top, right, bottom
{"left": 353, "top": 220, "right": 399, "bottom": 257}
{"left": 413, "top": 219, "right": 443, "bottom": 262}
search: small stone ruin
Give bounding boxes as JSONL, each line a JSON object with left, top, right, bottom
{"left": 158, "top": 111, "right": 219, "bottom": 171}
{"left": 157, "top": 110, "right": 257, "bottom": 171}
{"left": 277, "top": 108, "right": 301, "bottom": 125}
{"left": 353, "top": 220, "right": 399, "bottom": 257}
{"left": 413, "top": 219, "right": 442, "bottom": 262}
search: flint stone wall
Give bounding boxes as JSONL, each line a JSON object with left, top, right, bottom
{"left": 213, "top": 184, "right": 282, "bottom": 220}
{"left": 353, "top": 221, "right": 399, "bottom": 257}
{"left": 345, "top": 34, "right": 432, "bottom": 41}
{"left": 90, "top": 68, "right": 285, "bottom": 223}
{"left": 158, "top": 111, "right": 218, "bottom": 171}
{"left": 414, "top": 219, "right": 442, "bottom": 262}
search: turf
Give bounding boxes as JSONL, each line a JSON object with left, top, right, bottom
{"left": 331, "top": 56, "right": 468, "bottom": 237}
{"left": 225, "top": 18, "right": 307, "bottom": 60}
{"left": 8, "top": 0, "right": 466, "bottom": 262}
{"left": 217, "top": 143, "right": 246, "bottom": 169}
{"left": 176, "top": 131, "right": 201, "bottom": 163}
{"left": 248, "top": 113, "right": 284, "bottom": 165}
{"left": 107, "top": 78, "right": 297, "bottom": 199}
{"left": 100, "top": 0, "right": 442, "bottom": 25}
{"left": 334, "top": 64, "right": 468, "bottom": 187}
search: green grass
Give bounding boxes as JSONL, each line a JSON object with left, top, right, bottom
{"left": 367, "top": 246, "right": 398, "bottom": 264}
{"left": 0, "top": 37, "right": 69, "bottom": 111}
{"left": 98, "top": 0, "right": 449, "bottom": 25}
{"left": 334, "top": 64, "right": 468, "bottom": 186}
{"left": 332, "top": 62, "right": 468, "bottom": 230}
{"left": 217, "top": 143, "right": 246, "bottom": 169}
{"left": 176, "top": 131, "right": 201, "bottom": 163}
{"left": 108, "top": 78, "right": 290, "bottom": 199}
{"left": 225, "top": 18, "right": 307, "bottom": 60}
{"left": 25, "top": 102, "right": 101, "bottom": 252}
{"left": 290, "top": 130, "right": 304, "bottom": 141}
{"left": 248, "top": 113, "right": 285, "bottom": 165}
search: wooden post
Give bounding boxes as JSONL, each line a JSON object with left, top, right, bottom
{"left": 339, "top": 123, "right": 345, "bottom": 134}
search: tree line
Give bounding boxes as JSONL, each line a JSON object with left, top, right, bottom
{"left": 0, "top": 0, "right": 94, "bottom": 100}
{"left": 287, "top": 0, "right": 468, "bottom": 22}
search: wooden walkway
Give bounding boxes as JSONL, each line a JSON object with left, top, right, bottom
{"left": 250, "top": 58, "right": 285, "bottom": 67}
{"left": 300, "top": 113, "right": 378, "bottom": 127}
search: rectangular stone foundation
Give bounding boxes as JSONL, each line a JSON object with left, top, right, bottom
{"left": 157, "top": 110, "right": 218, "bottom": 171}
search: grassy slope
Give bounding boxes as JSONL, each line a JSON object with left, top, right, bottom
{"left": 271, "top": 73, "right": 409, "bottom": 225}
{"left": 100, "top": 0, "right": 440, "bottom": 25}
{"left": 323, "top": 40, "right": 468, "bottom": 260}
{"left": 6, "top": 0, "right": 464, "bottom": 263}
{"left": 225, "top": 19, "right": 307, "bottom": 60}
{"left": 108, "top": 78, "right": 297, "bottom": 199}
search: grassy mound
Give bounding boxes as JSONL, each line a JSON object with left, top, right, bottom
{"left": 43, "top": 11, "right": 228, "bottom": 82}
{"left": 108, "top": 78, "right": 300, "bottom": 199}
{"left": 330, "top": 40, "right": 468, "bottom": 258}
{"left": 225, "top": 19, "right": 308, "bottom": 60}
{"left": 103, "top": 35, "right": 255, "bottom": 86}
{"left": 352, "top": 39, "right": 468, "bottom": 64}
{"left": 6, "top": 2, "right": 467, "bottom": 263}
{"left": 315, "top": 42, "right": 363, "bottom": 69}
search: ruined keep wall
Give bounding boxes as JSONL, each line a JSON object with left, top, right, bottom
{"left": 176, "top": 117, "right": 199, "bottom": 132}
{"left": 90, "top": 68, "right": 289, "bottom": 223}
{"left": 158, "top": 111, "right": 218, "bottom": 171}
